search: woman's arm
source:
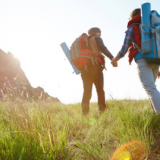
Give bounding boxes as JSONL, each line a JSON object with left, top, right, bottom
{"left": 111, "top": 26, "right": 134, "bottom": 67}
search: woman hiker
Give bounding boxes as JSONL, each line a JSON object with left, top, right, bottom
{"left": 111, "top": 8, "right": 160, "bottom": 114}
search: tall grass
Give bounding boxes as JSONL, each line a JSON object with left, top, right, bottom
{"left": 0, "top": 99, "right": 159, "bottom": 160}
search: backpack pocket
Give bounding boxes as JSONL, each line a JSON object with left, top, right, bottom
{"left": 155, "top": 25, "right": 160, "bottom": 58}
{"left": 73, "top": 57, "right": 88, "bottom": 69}
{"left": 140, "top": 24, "right": 152, "bottom": 55}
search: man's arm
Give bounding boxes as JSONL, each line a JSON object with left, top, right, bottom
{"left": 95, "top": 36, "right": 114, "bottom": 60}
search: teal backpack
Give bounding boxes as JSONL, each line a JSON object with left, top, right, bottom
{"left": 134, "top": 3, "right": 160, "bottom": 64}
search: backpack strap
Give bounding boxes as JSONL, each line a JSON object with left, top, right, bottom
{"left": 130, "top": 23, "right": 140, "bottom": 25}
{"left": 84, "top": 35, "right": 88, "bottom": 47}
{"left": 129, "top": 23, "right": 142, "bottom": 53}
{"left": 140, "top": 24, "right": 152, "bottom": 34}
{"left": 81, "top": 34, "right": 89, "bottom": 47}
{"left": 150, "top": 23, "right": 157, "bottom": 57}
{"left": 151, "top": 27, "right": 157, "bottom": 57}
{"left": 131, "top": 39, "right": 141, "bottom": 53}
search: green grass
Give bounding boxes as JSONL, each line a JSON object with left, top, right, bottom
{"left": 0, "top": 99, "right": 160, "bottom": 160}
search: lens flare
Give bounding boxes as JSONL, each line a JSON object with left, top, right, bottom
{"left": 110, "top": 140, "right": 147, "bottom": 160}
{"left": 116, "top": 151, "right": 130, "bottom": 160}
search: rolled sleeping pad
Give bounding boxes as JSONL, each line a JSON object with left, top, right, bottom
{"left": 141, "top": 2, "right": 151, "bottom": 55}
{"left": 60, "top": 42, "right": 80, "bottom": 75}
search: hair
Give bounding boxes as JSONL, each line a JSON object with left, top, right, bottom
{"left": 88, "top": 27, "right": 101, "bottom": 36}
{"left": 130, "top": 8, "right": 141, "bottom": 19}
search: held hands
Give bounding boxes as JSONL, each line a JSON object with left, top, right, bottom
{"left": 111, "top": 58, "right": 118, "bottom": 67}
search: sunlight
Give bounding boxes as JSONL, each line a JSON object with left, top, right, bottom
{"left": 0, "top": 0, "right": 160, "bottom": 104}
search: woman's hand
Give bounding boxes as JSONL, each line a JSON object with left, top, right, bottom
{"left": 111, "top": 58, "right": 118, "bottom": 67}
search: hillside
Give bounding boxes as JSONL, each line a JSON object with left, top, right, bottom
{"left": 0, "top": 49, "right": 60, "bottom": 102}
{"left": 0, "top": 100, "right": 159, "bottom": 159}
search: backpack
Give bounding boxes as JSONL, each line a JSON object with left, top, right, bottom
{"left": 70, "top": 33, "right": 94, "bottom": 70}
{"left": 133, "top": 3, "right": 160, "bottom": 64}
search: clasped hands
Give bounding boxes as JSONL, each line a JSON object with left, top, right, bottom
{"left": 111, "top": 58, "right": 118, "bottom": 67}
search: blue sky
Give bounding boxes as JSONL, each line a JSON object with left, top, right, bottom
{"left": 0, "top": 0, "right": 160, "bottom": 104}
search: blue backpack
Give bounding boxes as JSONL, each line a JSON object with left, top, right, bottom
{"left": 134, "top": 3, "right": 160, "bottom": 64}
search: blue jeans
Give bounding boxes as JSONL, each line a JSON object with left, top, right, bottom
{"left": 136, "top": 59, "right": 160, "bottom": 114}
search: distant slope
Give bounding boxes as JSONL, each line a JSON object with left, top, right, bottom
{"left": 0, "top": 49, "right": 60, "bottom": 102}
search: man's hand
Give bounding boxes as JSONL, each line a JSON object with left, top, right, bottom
{"left": 158, "top": 72, "right": 160, "bottom": 79}
{"left": 111, "top": 58, "right": 118, "bottom": 67}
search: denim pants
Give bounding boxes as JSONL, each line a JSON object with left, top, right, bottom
{"left": 81, "top": 63, "right": 107, "bottom": 114}
{"left": 136, "top": 59, "right": 160, "bottom": 114}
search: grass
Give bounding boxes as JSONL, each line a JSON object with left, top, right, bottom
{"left": 0, "top": 99, "right": 159, "bottom": 160}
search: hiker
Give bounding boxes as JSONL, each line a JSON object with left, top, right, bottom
{"left": 111, "top": 8, "right": 160, "bottom": 114}
{"left": 81, "top": 27, "right": 115, "bottom": 115}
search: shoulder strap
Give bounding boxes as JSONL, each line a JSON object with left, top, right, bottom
{"left": 140, "top": 24, "right": 152, "bottom": 34}
{"left": 129, "top": 23, "right": 142, "bottom": 53}
{"left": 80, "top": 33, "right": 89, "bottom": 46}
{"left": 130, "top": 23, "right": 140, "bottom": 25}
{"left": 132, "top": 40, "right": 141, "bottom": 53}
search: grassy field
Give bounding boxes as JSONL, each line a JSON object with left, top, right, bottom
{"left": 0, "top": 99, "right": 160, "bottom": 160}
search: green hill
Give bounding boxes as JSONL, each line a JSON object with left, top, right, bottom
{"left": 0, "top": 99, "right": 159, "bottom": 160}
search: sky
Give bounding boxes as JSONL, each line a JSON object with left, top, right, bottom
{"left": 0, "top": 0, "right": 160, "bottom": 104}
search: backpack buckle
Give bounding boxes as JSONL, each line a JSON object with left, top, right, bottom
{"left": 151, "top": 28, "right": 155, "bottom": 34}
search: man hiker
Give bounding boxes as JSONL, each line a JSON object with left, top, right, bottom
{"left": 81, "top": 27, "right": 115, "bottom": 115}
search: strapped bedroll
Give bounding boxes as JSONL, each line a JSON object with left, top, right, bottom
{"left": 60, "top": 42, "right": 80, "bottom": 74}
{"left": 140, "top": 3, "right": 152, "bottom": 55}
